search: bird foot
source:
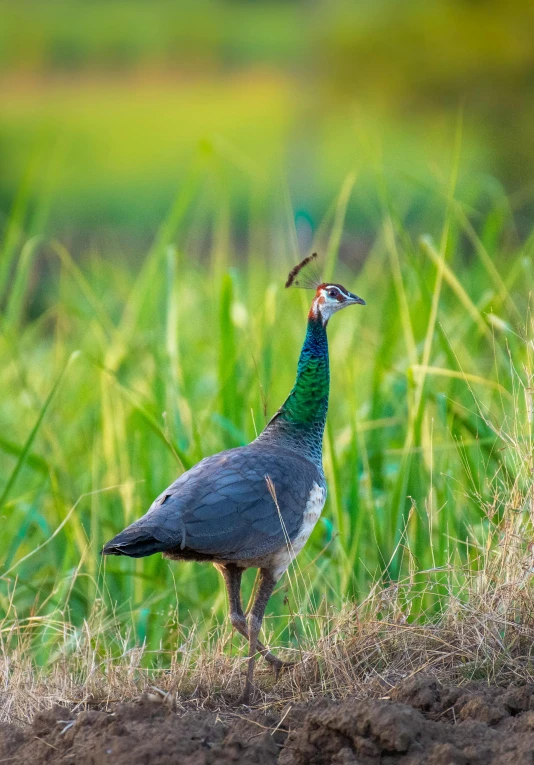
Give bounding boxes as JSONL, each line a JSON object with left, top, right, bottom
{"left": 269, "top": 657, "right": 296, "bottom": 679}
{"left": 260, "top": 646, "right": 296, "bottom": 675}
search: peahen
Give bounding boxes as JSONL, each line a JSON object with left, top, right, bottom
{"left": 102, "top": 255, "right": 365, "bottom": 703}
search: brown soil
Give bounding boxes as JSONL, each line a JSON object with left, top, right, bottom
{"left": 3, "top": 676, "right": 534, "bottom": 764}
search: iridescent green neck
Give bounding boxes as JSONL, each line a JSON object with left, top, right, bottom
{"left": 278, "top": 315, "right": 329, "bottom": 425}
{"left": 257, "top": 315, "right": 329, "bottom": 465}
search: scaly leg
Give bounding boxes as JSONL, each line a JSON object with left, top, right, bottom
{"left": 218, "top": 564, "right": 290, "bottom": 673}
{"left": 238, "top": 567, "right": 278, "bottom": 705}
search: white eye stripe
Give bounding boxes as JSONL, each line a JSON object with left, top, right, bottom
{"left": 323, "top": 285, "right": 348, "bottom": 298}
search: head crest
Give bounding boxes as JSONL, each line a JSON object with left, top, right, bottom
{"left": 285, "top": 253, "right": 321, "bottom": 289}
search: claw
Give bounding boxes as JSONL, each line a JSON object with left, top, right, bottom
{"left": 272, "top": 658, "right": 296, "bottom": 680}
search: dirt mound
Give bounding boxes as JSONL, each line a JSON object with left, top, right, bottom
{"left": 3, "top": 676, "right": 534, "bottom": 764}
{"left": 0, "top": 697, "right": 281, "bottom": 765}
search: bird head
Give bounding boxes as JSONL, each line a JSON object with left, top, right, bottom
{"left": 285, "top": 253, "right": 365, "bottom": 326}
{"left": 309, "top": 283, "right": 366, "bottom": 326}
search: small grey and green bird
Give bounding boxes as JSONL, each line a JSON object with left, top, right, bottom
{"left": 102, "top": 255, "right": 365, "bottom": 703}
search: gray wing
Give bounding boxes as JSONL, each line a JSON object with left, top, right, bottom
{"left": 102, "top": 444, "right": 323, "bottom": 561}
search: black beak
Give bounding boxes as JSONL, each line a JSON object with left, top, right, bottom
{"left": 348, "top": 291, "right": 366, "bottom": 306}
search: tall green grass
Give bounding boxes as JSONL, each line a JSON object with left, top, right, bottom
{"left": 0, "top": 171, "right": 532, "bottom": 667}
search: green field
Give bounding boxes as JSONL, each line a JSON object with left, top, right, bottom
{"left": 1, "top": 157, "right": 533, "bottom": 678}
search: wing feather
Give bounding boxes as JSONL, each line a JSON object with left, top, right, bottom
{"left": 134, "top": 444, "right": 323, "bottom": 560}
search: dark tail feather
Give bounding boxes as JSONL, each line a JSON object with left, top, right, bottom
{"left": 101, "top": 526, "right": 172, "bottom": 558}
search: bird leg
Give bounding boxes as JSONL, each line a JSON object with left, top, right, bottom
{"left": 238, "top": 567, "right": 278, "bottom": 705}
{"left": 219, "top": 564, "right": 288, "bottom": 672}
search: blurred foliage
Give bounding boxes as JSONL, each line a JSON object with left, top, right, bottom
{"left": 0, "top": 0, "right": 533, "bottom": 246}
{"left": 2, "top": 0, "right": 533, "bottom": 93}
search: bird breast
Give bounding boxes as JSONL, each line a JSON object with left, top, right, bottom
{"left": 268, "top": 481, "right": 326, "bottom": 580}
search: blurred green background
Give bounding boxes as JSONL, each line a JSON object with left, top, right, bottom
{"left": 2, "top": 0, "right": 534, "bottom": 664}
{"left": 2, "top": 0, "right": 534, "bottom": 251}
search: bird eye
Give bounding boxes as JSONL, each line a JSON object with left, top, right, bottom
{"left": 327, "top": 288, "right": 339, "bottom": 298}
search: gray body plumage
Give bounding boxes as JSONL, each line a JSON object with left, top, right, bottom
{"left": 102, "top": 440, "right": 324, "bottom": 567}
